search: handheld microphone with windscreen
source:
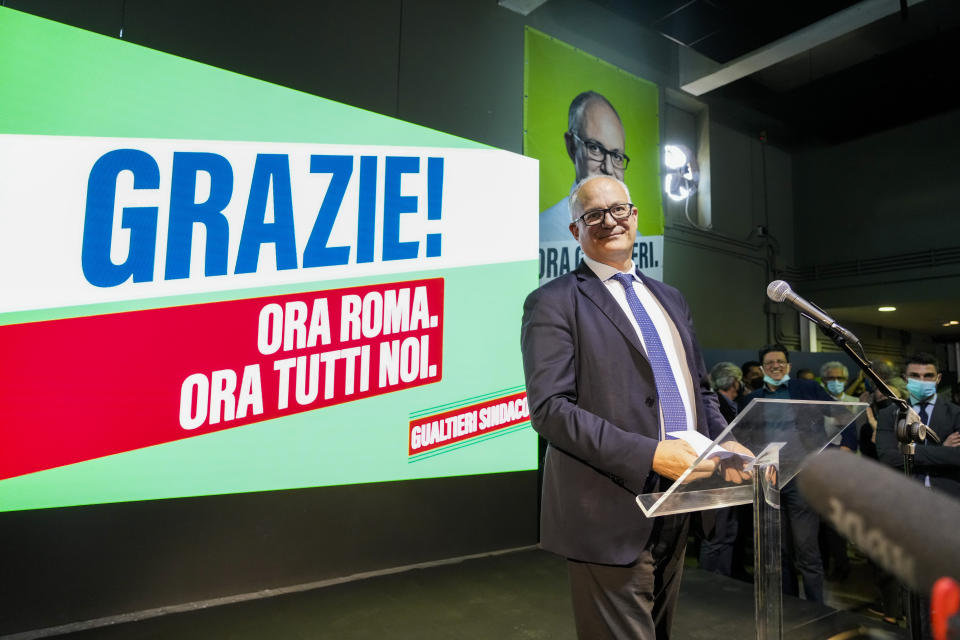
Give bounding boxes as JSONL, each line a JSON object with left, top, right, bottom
{"left": 797, "top": 448, "right": 960, "bottom": 593}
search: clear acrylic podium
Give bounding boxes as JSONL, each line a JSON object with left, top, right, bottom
{"left": 636, "top": 399, "right": 867, "bottom": 640}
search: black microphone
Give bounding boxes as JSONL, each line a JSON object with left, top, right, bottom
{"left": 797, "top": 448, "right": 960, "bottom": 593}
{"left": 766, "top": 280, "right": 862, "bottom": 349}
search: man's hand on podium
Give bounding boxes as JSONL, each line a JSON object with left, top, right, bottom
{"left": 716, "top": 441, "right": 754, "bottom": 483}
{"left": 652, "top": 439, "right": 717, "bottom": 481}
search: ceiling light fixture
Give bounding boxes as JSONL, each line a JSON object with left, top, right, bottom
{"left": 877, "top": 306, "right": 896, "bottom": 312}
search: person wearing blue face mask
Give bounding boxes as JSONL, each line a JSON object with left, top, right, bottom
{"left": 821, "top": 361, "right": 857, "bottom": 403}
{"left": 874, "top": 352, "right": 960, "bottom": 636}
{"left": 742, "top": 344, "right": 857, "bottom": 605}
{"left": 875, "top": 352, "right": 960, "bottom": 499}
{"left": 817, "top": 361, "right": 859, "bottom": 581}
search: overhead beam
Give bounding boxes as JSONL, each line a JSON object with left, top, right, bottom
{"left": 680, "top": 0, "right": 927, "bottom": 96}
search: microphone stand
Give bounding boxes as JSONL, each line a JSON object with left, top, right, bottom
{"left": 820, "top": 325, "right": 940, "bottom": 640}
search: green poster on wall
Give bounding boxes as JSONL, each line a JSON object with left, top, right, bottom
{"left": 524, "top": 27, "right": 663, "bottom": 285}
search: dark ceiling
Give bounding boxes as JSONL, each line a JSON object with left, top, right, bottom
{"left": 592, "top": 0, "right": 960, "bottom": 147}
{"left": 587, "top": 0, "right": 960, "bottom": 340}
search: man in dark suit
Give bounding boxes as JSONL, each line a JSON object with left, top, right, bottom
{"left": 521, "top": 175, "right": 740, "bottom": 639}
{"left": 875, "top": 351, "right": 960, "bottom": 637}
{"left": 876, "top": 352, "right": 960, "bottom": 499}
{"left": 741, "top": 344, "right": 857, "bottom": 604}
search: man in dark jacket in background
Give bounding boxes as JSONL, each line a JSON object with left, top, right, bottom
{"left": 741, "top": 344, "right": 856, "bottom": 603}
{"left": 699, "top": 362, "right": 743, "bottom": 577}
{"left": 874, "top": 351, "right": 960, "bottom": 636}
{"left": 876, "top": 351, "right": 960, "bottom": 499}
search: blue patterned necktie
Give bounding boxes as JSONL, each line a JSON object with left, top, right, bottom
{"left": 611, "top": 273, "right": 687, "bottom": 436}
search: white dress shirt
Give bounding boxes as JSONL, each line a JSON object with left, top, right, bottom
{"left": 582, "top": 255, "right": 695, "bottom": 435}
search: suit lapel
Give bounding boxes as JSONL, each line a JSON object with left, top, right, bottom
{"left": 930, "top": 400, "right": 951, "bottom": 442}
{"left": 575, "top": 263, "right": 647, "bottom": 358}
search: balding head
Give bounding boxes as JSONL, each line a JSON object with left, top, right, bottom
{"left": 565, "top": 92, "right": 627, "bottom": 182}
{"left": 568, "top": 176, "right": 637, "bottom": 271}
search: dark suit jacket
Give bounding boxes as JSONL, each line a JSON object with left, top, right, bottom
{"left": 716, "top": 391, "right": 738, "bottom": 424}
{"left": 742, "top": 378, "right": 859, "bottom": 450}
{"left": 520, "top": 261, "right": 726, "bottom": 565}
{"left": 876, "top": 397, "right": 960, "bottom": 498}
{"left": 742, "top": 377, "right": 834, "bottom": 404}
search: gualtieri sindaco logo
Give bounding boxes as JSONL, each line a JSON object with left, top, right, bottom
{"left": 407, "top": 387, "right": 530, "bottom": 461}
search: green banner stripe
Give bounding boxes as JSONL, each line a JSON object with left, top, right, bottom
{"left": 0, "top": 7, "right": 490, "bottom": 149}
{"left": 408, "top": 385, "right": 527, "bottom": 418}
{"left": 411, "top": 384, "right": 526, "bottom": 414}
{"left": 0, "top": 259, "right": 539, "bottom": 512}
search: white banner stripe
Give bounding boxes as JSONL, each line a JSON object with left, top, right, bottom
{"left": 0, "top": 134, "right": 538, "bottom": 314}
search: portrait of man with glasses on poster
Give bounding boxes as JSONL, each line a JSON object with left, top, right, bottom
{"left": 538, "top": 91, "right": 644, "bottom": 286}
{"left": 525, "top": 29, "right": 664, "bottom": 287}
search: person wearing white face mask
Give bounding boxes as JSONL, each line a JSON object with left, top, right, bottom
{"left": 742, "top": 344, "right": 857, "bottom": 605}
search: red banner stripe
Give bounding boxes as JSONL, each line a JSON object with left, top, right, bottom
{"left": 0, "top": 278, "right": 443, "bottom": 480}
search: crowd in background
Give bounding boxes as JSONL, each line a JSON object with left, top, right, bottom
{"left": 700, "top": 347, "right": 960, "bottom": 631}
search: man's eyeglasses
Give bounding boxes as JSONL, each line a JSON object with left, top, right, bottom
{"left": 570, "top": 132, "right": 630, "bottom": 170}
{"left": 762, "top": 359, "right": 787, "bottom": 368}
{"left": 574, "top": 203, "right": 634, "bottom": 226}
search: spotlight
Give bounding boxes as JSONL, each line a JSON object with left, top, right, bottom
{"left": 663, "top": 144, "right": 698, "bottom": 202}
{"left": 664, "top": 145, "right": 687, "bottom": 170}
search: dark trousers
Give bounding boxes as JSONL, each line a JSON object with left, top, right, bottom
{"left": 780, "top": 482, "right": 825, "bottom": 603}
{"left": 567, "top": 516, "right": 688, "bottom": 640}
{"left": 699, "top": 506, "right": 737, "bottom": 576}
{"left": 818, "top": 520, "right": 850, "bottom": 579}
